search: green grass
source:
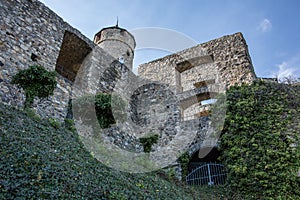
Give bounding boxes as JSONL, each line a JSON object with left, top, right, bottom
{"left": 0, "top": 103, "right": 208, "bottom": 199}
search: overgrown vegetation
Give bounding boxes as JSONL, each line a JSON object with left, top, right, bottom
{"left": 139, "top": 134, "right": 159, "bottom": 153}
{"left": 0, "top": 103, "right": 203, "bottom": 199}
{"left": 3, "top": 75, "right": 300, "bottom": 198}
{"left": 219, "top": 80, "right": 300, "bottom": 199}
{"left": 64, "top": 118, "right": 76, "bottom": 132}
{"left": 73, "top": 93, "right": 127, "bottom": 129}
{"left": 11, "top": 65, "right": 57, "bottom": 108}
{"left": 178, "top": 151, "right": 191, "bottom": 181}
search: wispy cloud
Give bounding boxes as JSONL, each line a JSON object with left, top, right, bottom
{"left": 273, "top": 56, "right": 300, "bottom": 81}
{"left": 277, "top": 62, "right": 296, "bottom": 79}
{"left": 258, "top": 18, "right": 272, "bottom": 32}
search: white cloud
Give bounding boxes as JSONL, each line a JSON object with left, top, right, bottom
{"left": 274, "top": 56, "right": 300, "bottom": 81}
{"left": 277, "top": 62, "right": 296, "bottom": 80}
{"left": 258, "top": 19, "right": 272, "bottom": 32}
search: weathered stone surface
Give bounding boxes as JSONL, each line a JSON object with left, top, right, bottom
{"left": 138, "top": 32, "right": 256, "bottom": 90}
{"left": 94, "top": 27, "right": 136, "bottom": 70}
{"left": 0, "top": 0, "right": 94, "bottom": 121}
{"left": 1, "top": 0, "right": 257, "bottom": 176}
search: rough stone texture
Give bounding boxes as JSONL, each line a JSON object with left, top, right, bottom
{"left": 139, "top": 32, "right": 256, "bottom": 90}
{"left": 183, "top": 104, "right": 211, "bottom": 121}
{"left": 0, "top": 0, "right": 94, "bottom": 120}
{"left": 94, "top": 27, "right": 136, "bottom": 70}
{"left": 0, "top": 0, "right": 255, "bottom": 123}
{"left": 138, "top": 32, "right": 256, "bottom": 122}
{"left": 180, "top": 63, "right": 216, "bottom": 92}
{"left": 71, "top": 45, "right": 214, "bottom": 159}
{"left": 128, "top": 82, "right": 180, "bottom": 147}
{"left": 1, "top": 0, "right": 258, "bottom": 176}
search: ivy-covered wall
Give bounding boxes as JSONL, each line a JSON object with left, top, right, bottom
{"left": 219, "top": 81, "right": 300, "bottom": 199}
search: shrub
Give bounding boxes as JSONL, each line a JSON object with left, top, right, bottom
{"left": 95, "top": 93, "right": 117, "bottom": 128}
{"left": 140, "top": 134, "right": 159, "bottom": 153}
{"left": 73, "top": 93, "right": 127, "bottom": 129}
{"left": 11, "top": 65, "right": 57, "bottom": 108}
{"left": 48, "top": 118, "right": 60, "bottom": 129}
{"left": 24, "top": 108, "right": 40, "bottom": 121}
{"left": 219, "top": 80, "right": 300, "bottom": 198}
{"left": 64, "top": 118, "right": 76, "bottom": 132}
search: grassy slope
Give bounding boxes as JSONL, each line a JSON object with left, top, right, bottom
{"left": 0, "top": 103, "right": 202, "bottom": 199}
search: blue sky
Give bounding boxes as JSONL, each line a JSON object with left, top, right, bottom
{"left": 40, "top": 0, "right": 300, "bottom": 80}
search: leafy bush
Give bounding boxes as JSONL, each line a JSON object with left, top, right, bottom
{"left": 219, "top": 80, "right": 300, "bottom": 199}
{"left": 24, "top": 108, "right": 40, "bottom": 121}
{"left": 11, "top": 65, "right": 57, "bottom": 108}
{"left": 48, "top": 118, "right": 60, "bottom": 129}
{"left": 140, "top": 134, "right": 159, "bottom": 153}
{"left": 73, "top": 93, "right": 127, "bottom": 129}
{"left": 64, "top": 118, "right": 76, "bottom": 132}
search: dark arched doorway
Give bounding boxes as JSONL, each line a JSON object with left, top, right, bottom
{"left": 188, "top": 147, "right": 221, "bottom": 172}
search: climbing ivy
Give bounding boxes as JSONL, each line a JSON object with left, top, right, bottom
{"left": 178, "top": 151, "right": 191, "bottom": 181}
{"left": 11, "top": 65, "right": 57, "bottom": 108}
{"left": 219, "top": 80, "right": 300, "bottom": 199}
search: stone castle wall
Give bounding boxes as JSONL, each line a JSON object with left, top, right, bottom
{"left": 138, "top": 32, "right": 256, "bottom": 122}
{"left": 0, "top": 0, "right": 256, "bottom": 123}
{"left": 138, "top": 32, "right": 256, "bottom": 90}
{"left": 0, "top": 0, "right": 257, "bottom": 175}
{"left": 0, "top": 0, "right": 94, "bottom": 120}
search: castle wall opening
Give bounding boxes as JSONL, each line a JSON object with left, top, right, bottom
{"left": 182, "top": 102, "right": 211, "bottom": 121}
{"left": 179, "top": 91, "right": 218, "bottom": 121}
{"left": 188, "top": 147, "right": 221, "bottom": 173}
{"left": 55, "top": 31, "right": 92, "bottom": 82}
{"left": 175, "top": 55, "right": 214, "bottom": 93}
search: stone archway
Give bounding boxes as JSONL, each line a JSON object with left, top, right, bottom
{"left": 188, "top": 147, "right": 221, "bottom": 173}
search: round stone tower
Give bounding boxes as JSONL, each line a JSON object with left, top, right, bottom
{"left": 94, "top": 25, "right": 136, "bottom": 70}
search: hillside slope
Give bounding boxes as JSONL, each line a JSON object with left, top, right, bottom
{"left": 0, "top": 103, "right": 200, "bottom": 199}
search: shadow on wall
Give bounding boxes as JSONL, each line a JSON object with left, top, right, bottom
{"left": 55, "top": 31, "right": 92, "bottom": 82}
